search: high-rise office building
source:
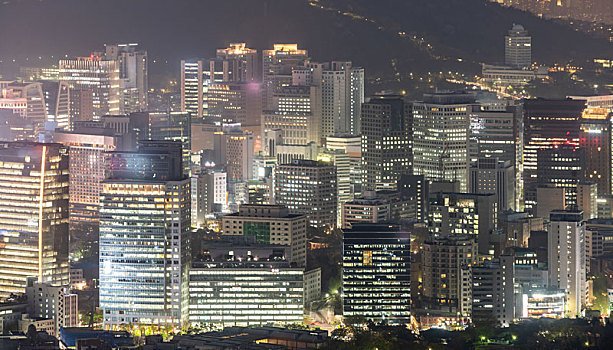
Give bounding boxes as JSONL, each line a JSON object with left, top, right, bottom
{"left": 548, "top": 210, "right": 586, "bottom": 317}
{"left": 149, "top": 112, "right": 192, "bottom": 176}
{"left": 320, "top": 62, "right": 364, "bottom": 137}
{"left": 221, "top": 205, "right": 307, "bottom": 267}
{"left": 275, "top": 159, "right": 337, "bottom": 230}
{"left": 99, "top": 178, "right": 190, "bottom": 328}
{"left": 262, "top": 44, "right": 309, "bottom": 110}
{"left": 104, "top": 44, "right": 148, "bottom": 113}
{"left": 180, "top": 59, "right": 204, "bottom": 118}
{"left": 398, "top": 174, "right": 429, "bottom": 223}
{"left": 469, "top": 158, "right": 516, "bottom": 211}
{"left": 523, "top": 99, "right": 586, "bottom": 211}
{"left": 413, "top": 92, "right": 475, "bottom": 192}
{"left": 341, "top": 191, "right": 412, "bottom": 229}
{"left": 215, "top": 43, "right": 259, "bottom": 82}
{"left": 41, "top": 81, "right": 71, "bottom": 130}
{"left": 361, "top": 95, "right": 412, "bottom": 191}
{"left": 262, "top": 85, "right": 322, "bottom": 145}
{"left": 180, "top": 44, "right": 258, "bottom": 119}
{"left": 69, "top": 89, "right": 94, "bottom": 123}
{"left": 59, "top": 56, "right": 121, "bottom": 118}
{"left": 577, "top": 182, "right": 598, "bottom": 220}
{"left": 213, "top": 125, "right": 254, "bottom": 182}
{"left": 99, "top": 145, "right": 189, "bottom": 328}
{"left": 0, "top": 142, "right": 70, "bottom": 299}
{"left": 317, "top": 150, "right": 351, "bottom": 226}
{"left": 292, "top": 61, "right": 364, "bottom": 137}
{"left": 468, "top": 104, "right": 520, "bottom": 168}
{"left": 505, "top": 24, "right": 531, "bottom": 68}
{"left": 536, "top": 145, "right": 586, "bottom": 208}
{"left": 108, "top": 140, "right": 184, "bottom": 181}
{"left": 54, "top": 129, "right": 118, "bottom": 235}
{"left": 499, "top": 247, "right": 548, "bottom": 321}
{"left": 207, "top": 82, "right": 262, "bottom": 144}
{"left": 471, "top": 261, "right": 509, "bottom": 326}
{"left": 579, "top": 107, "right": 612, "bottom": 196}
{"left": 326, "top": 135, "right": 362, "bottom": 196}
{"left": 342, "top": 224, "right": 410, "bottom": 324}
{"left": 429, "top": 192, "right": 498, "bottom": 256}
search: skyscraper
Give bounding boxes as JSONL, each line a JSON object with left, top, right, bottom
{"left": 262, "top": 44, "right": 309, "bottom": 110}
{"left": 213, "top": 125, "right": 254, "bottom": 182}
{"left": 469, "top": 158, "right": 516, "bottom": 211}
{"left": 54, "top": 129, "right": 118, "bottom": 236}
{"left": 99, "top": 179, "right": 190, "bottom": 328}
{"left": 429, "top": 192, "right": 498, "bottom": 255}
{"left": 262, "top": 85, "right": 322, "bottom": 145}
{"left": 59, "top": 56, "right": 121, "bottom": 118}
{"left": 342, "top": 224, "right": 410, "bottom": 324}
{"left": 548, "top": 210, "right": 586, "bottom": 317}
{"left": 579, "top": 107, "right": 612, "bottom": 196}
{"left": 320, "top": 62, "right": 364, "bottom": 137}
{"left": 41, "top": 81, "right": 71, "bottom": 131}
{"left": 536, "top": 145, "right": 586, "bottom": 208}
{"left": 523, "top": 98, "right": 585, "bottom": 211}
{"left": 505, "top": 24, "right": 531, "bottom": 68}
{"left": 0, "top": 142, "right": 70, "bottom": 298}
{"left": 99, "top": 145, "right": 190, "bottom": 328}
{"left": 413, "top": 92, "right": 475, "bottom": 192}
{"left": 180, "top": 59, "right": 204, "bottom": 118}
{"left": 215, "top": 43, "right": 259, "bottom": 82}
{"left": 468, "top": 104, "right": 520, "bottom": 167}
{"left": 207, "top": 82, "right": 262, "bottom": 144}
{"left": 361, "top": 95, "right": 412, "bottom": 191}
{"left": 149, "top": 112, "right": 192, "bottom": 176}
{"left": 104, "top": 43, "right": 148, "bottom": 113}
{"left": 275, "top": 159, "right": 337, "bottom": 230}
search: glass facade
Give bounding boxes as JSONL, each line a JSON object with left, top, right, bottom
{"left": 243, "top": 221, "right": 271, "bottom": 244}
{"left": 0, "top": 142, "right": 70, "bottom": 299}
{"left": 342, "top": 225, "right": 411, "bottom": 324}
{"left": 99, "top": 179, "right": 190, "bottom": 328}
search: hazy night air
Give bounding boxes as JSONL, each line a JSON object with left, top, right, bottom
{"left": 3, "top": 0, "right": 613, "bottom": 348}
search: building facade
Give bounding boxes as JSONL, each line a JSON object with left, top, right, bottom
{"left": 0, "top": 142, "right": 70, "bottom": 299}
{"left": 342, "top": 224, "right": 410, "bottom": 324}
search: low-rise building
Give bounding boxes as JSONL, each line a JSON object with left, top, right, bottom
{"left": 189, "top": 242, "right": 305, "bottom": 328}
{"left": 221, "top": 205, "right": 307, "bottom": 267}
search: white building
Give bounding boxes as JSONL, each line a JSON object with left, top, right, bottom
{"left": 59, "top": 56, "right": 121, "bottom": 118}
{"left": 412, "top": 92, "right": 475, "bottom": 192}
{"left": 320, "top": 62, "right": 364, "bottom": 136}
{"left": 105, "top": 43, "right": 148, "bottom": 113}
{"left": 99, "top": 179, "right": 191, "bottom": 328}
{"left": 191, "top": 171, "right": 228, "bottom": 228}
{"left": 275, "top": 160, "right": 337, "bottom": 230}
{"left": 548, "top": 210, "right": 586, "bottom": 317}
{"left": 505, "top": 24, "right": 531, "bottom": 68}
{"left": 221, "top": 205, "right": 307, "bottom": 267}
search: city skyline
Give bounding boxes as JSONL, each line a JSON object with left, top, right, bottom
{"left": 3, "top": 1, "right": 613, "bottom": 349}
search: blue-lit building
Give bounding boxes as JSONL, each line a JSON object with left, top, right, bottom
{"left": 99, "top": 144, "right": 190, "bottom": 329}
